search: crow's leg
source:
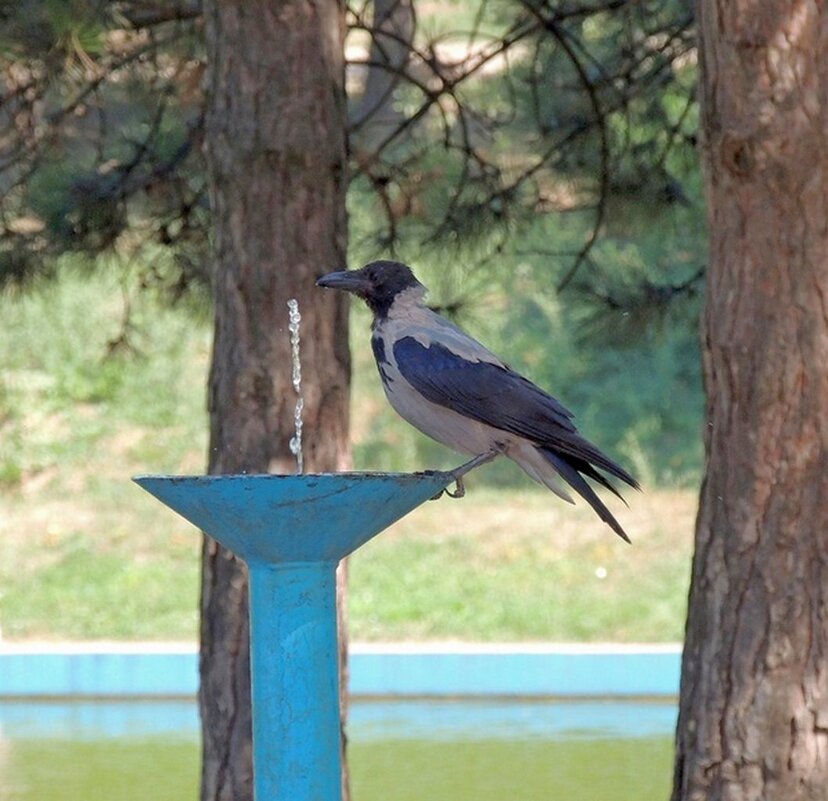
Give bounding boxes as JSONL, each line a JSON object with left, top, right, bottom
{"left": 431, "top": 446, "right": 503, "bottom": 500}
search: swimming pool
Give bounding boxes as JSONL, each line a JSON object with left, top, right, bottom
{"left": 0, "top": 699, "right": 675, "bottom": 801}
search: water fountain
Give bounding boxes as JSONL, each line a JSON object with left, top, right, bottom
{"left": 134, "top": 300, "right": 474, "bottom": 800}
{"left": 134, "top": 470, "right": 455, "bottom": 800}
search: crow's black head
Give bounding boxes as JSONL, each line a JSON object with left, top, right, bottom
{"left": 316, "top": 260, "right": 424, "bottom": 317}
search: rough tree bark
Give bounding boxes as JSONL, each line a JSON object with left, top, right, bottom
{"left": 201, "top": 2, "right": 351, "bottom": 800}
{"left": 672, "top": 3, "right": 828, "bottom": 800}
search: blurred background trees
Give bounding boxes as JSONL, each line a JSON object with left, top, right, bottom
{"left": 4, "top": 5, "right": 827, "bottom": 801}
{"left": 0, "top": 0, "right": 703, "bottom": 485}
{"left": 1, "top": 3, "right": 703, "bottom": 801}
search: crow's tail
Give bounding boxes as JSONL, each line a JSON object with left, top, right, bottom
{"left": 537, "top": 446, "right": 635, "bottom": 543}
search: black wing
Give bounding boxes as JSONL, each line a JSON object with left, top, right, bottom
{"left": 393, "top": 336, "right": 638, "bottom": 490}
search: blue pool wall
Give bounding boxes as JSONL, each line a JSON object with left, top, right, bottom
{"left": 0, "top": 643, "right": 681, "bottom": 699}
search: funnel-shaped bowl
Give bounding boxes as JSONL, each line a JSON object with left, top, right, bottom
{"left": 133, "top": 471, "right": 453, "bottom": 565}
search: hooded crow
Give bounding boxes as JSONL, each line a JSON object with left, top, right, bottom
{"left": 317, "top": 260, "right": 638, "bottom": 541}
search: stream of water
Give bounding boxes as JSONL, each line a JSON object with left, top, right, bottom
{"left": 287, "top": 298, "right": 304, "bottom": 473}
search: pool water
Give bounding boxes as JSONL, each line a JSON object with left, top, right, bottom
{"left": 0, "top": 700, "right": 675, "bottom": 801}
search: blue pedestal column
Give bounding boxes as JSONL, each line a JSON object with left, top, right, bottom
{"left": 248, "top": 562, "right": 341, "bottom": 800}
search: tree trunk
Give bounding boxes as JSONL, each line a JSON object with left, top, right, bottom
{"left": 201, "top": 2, "right": 350, "bottom": 800}
{"left": 672, "top": 3, "right": 828, "bottom": 800}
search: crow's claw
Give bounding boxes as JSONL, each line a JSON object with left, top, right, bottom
{"left": 429, "top": 476, "right": 465, "bottom": 500}
{"left": 445, "top": 476, "right": 465, "bottom": 498}
{"left": 431, "top": 447, "right": 502, "bottom": 501}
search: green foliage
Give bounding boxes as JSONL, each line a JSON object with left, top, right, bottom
{"left": 352, "top": 290, "right": 704, "bottom": 486}
{"left": 1, "top": 539, "right": 199, "bottom": 639}
{"left": 350, "top": 176, "right": 706, "bottom": 486}
{"left": 0, "top": 276, "right": 208, "bottom": 640}
{"left": 0, "top": 266, "right": 209, "bottom": 490}
{"left": 0, "top": 0, "right": 706, "bottom": 642}
{"left": 2, "top": 0, "right": 699, "bottom": 312}
{"left": 0, "top": 0, "right": 105, "bottom": 58}
{"left": 0, "top": 1, "right": 207, "bottom": 293}
{"left": 0, "top": 268, "right": 697, "bottom": 641}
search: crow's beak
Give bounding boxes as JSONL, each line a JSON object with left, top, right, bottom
{"left": 316, "top": 270, "right": 371, "bottom": 295}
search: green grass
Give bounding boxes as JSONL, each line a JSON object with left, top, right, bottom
{"left": 0, "top": 269, "right": 208, "bottom": 640}
{"left": 348, "top": 478, "right": 695, "bottom": 641}
{"left": 0, "top": 270, "right": 697, "bottom": 642}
